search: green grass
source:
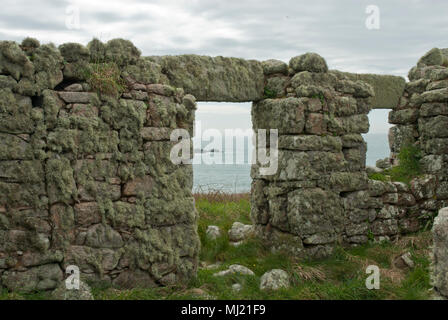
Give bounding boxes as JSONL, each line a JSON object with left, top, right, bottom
{"left": 91, "top": 195, "right": 432, "bottom": 300}
{"left": 196, "top": 195, "right": 252, "bottom": 262}
{"left": 0, "top": 194, "right": 433, "bottom": 300}
{"left": 0, "top": 289, "right": 51, "bottom": 300}
{"left": 368, "top": 172, "right": 389, "bottom": 182}
{"left": 369, "top": 144, "right": 423, "bottom": 184}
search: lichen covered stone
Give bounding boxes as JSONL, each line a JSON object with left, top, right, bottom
{"left": 289, "top": 53, "right": 328, "bottom": 73}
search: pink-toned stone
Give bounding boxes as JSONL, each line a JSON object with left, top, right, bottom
{"left": 307, "top": 98, "right": 322, "bottom": 112}
{"left": 64, "top": 83, "right": 83, "bottom": 92}
{"left": 78, "top": 184, "right": 120, "bottom": 202}
{"left": 109, "top": 177, "right": 121, "bottom": 185}
{"left": 305, "top": 113, "right": 325, "bottom": 135}
{"left": 131, "top": 83, "right": 147, "bottom": 91}
{"left": 140, "top": 127, "right": 171, "bottom": 141}
{"left": 58, "top": 92, "right": 94, "bottom": 103}
{"left": 71, "top": 104, "right": 98, "bottom": 117}
{"left": 74, "top": 202, "right": 101, "bottom": 226}
{"left": 147, "top": 84, "right": 174, "bottom": 96}
{"left": 123, "top": 176, "right": 153, "bottom": 196}
{"left": 131, "top": 90, "right": 148, "bottom": 100}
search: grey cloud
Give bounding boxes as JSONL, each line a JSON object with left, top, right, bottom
{"left": 0, "top": 0, "right": 67, "bottom": 32}
{"left": 0, "top": 16, "right": 66, "bottom": 31}
{"left": 0, "top": 0, "right": 447, "bottom": 78}
{"left": 92, "top": 11, "right": 126, "bottom": 23}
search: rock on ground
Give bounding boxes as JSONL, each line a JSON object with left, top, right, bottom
{"left": 206, "top": 225, "right": 221, "bottom": 240}
{"left": 203, "top": 262, "right": 222, "bottom": 270}
{"left": 393, "top": 252, "right": 415, "bottom": 269}
{"left": 260, "top": 269, "right": 290, "bottom": 291}
{"left": 400, "top": 252, "right": 415, "bottom": 268}
{"left": 213, "top": 264, "right": 255, "bottom": 277}
{"left": 232, "top": 283, "right": 242, "bottom": 292}
{"left": 376, "top": 157, "right": 392, "bottom": 169}
{"left": 228, "top": 222, "right": 254, "bottom": 242}
{"left": 432, "top": 207, "right": 448, "bottom": 299}
{"left": 366, "top": 166, "right": 382, "bottom": 174}
{"left": 186, "top": 288, "right": 215, "bottom": 300}
{"left": 51, "top": 280, "right": 94, "bottom": 300}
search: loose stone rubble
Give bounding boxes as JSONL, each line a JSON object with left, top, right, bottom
{"left": 213, "top": 264, "right": 255, "bottom": 277}
{"left": 259, "top": 269, "right": 290, "bottom": 291}
{"left": 232, "top": 283, "right": 242, "bottom": 292}
{"left": 206, "top": 225, "right": 221, "bottom": 240}
{"left": 51, "top": 280, "right": 94, "bottom": 300}
{"left": 432, "top": 207, "right": 448, "bottom": 300}
{"left": 228, "top": 222, "right": 254, "bottom": 242}
{"left": 393, "top": 252, "right": 415, "bottom": 270}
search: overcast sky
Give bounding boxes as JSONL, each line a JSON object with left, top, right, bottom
{"left": 1, "top": 0, "right": 447, "bottom": 134}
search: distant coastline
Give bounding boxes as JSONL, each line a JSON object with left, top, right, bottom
{"left": 193, "top": 133, "right": 390, "bottom": 194}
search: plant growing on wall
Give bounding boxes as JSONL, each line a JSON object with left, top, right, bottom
{"left": 368, "top": 144, "right": 422, "bottom": 184}
{"left": 263, "top": 87, "right": 277, "bottom": 99}
{"left": 396, "top": 144, "right": 422, "bottom": 175}
{"left": 84, "top": 62, "right": 127, "bottom": 98}
{"left": 311, "top": 92, "right": 326, "bottom": 105}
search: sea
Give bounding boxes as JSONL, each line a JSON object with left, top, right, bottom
{"left": 192, "top": 133, "right": 389, "bottom": 193}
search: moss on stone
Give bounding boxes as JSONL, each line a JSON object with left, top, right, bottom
{"left": 0, "top": 41, "right": 34, "bottom": 80}
{"left": 262, "top": 59, "right": 288, "bottom": 75}
{"left": 0, "top": 89, "right": 35, "bottom": 133}
{"left": 0, "top": 160, "right": 43, "bottom": 183}
{"left": 289, "top": 52, "right": 328, "bottom": 73}
{"left": 149, "top": 54, "right": 264, "bottom": 102}
{"left": 418, "top": 48, "right": 448, "bottom": 67}
{"left": 46, "top": 157, "right": 77, "bottom": 204}
{"left": 31, "top": 44, "right": 64, "bottom": 93}
{"left": 104, "top": 39, "right": 141, "bottom": 67}
{"left": 87, "top": 38, "right": 106, "bottom": 63}
{"left": 42, "top": 89, "right": 63, "bottom": 129}
{"left": 0, "top": 181, "right": 45, "bottom": 208}
{"left": 122, "top": 58, "right": 162, "bottom": 84}
{"left": 21, "top": 37, "right": 40, "bottom": 51}
{"left": 0, "top": 133, "right": 33, "bottom": 160}
{"left": 0, "top": 75, "right": 17, "bottom": 89}
{"left": 333, "top": 71, "right": 406, "bottom": 109}
{"left": 58, "top": 43, "right": 90, "bottom": 81}
{"left": 105, "top": 201, "right": 145, "bottom": 229}
{"left": 59, "top": 43, "right": 90, "bottom": 63}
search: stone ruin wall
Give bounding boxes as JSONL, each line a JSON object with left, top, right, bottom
{"left": 251, "top": 47, "right": 448, "bottom": 261}
{"left": 433, "top": 207, "right": 448, "bottom": 300}
{"left": 388, "top": 47, "right": 448, "bottom": 216}
{"left": 0, "top": 38, "right": 200, "bottom": 292}
{"left": 250, "top": 54, "right": 420, "bottom": 257}
{"left": 250, "top": 55, "right": 374, "bottom": 258}
{"left": 1, "top": 37, "right": 448, "bottom": 293}
{"left": 391, "top": 47, "right": 448, "bottom": 300}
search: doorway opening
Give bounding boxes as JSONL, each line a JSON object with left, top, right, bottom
{"left": 363, "top": 109, "right": 392, "bottom": 167}
{"left": 192, "top": 102, "right": 253, "bottom": 194}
